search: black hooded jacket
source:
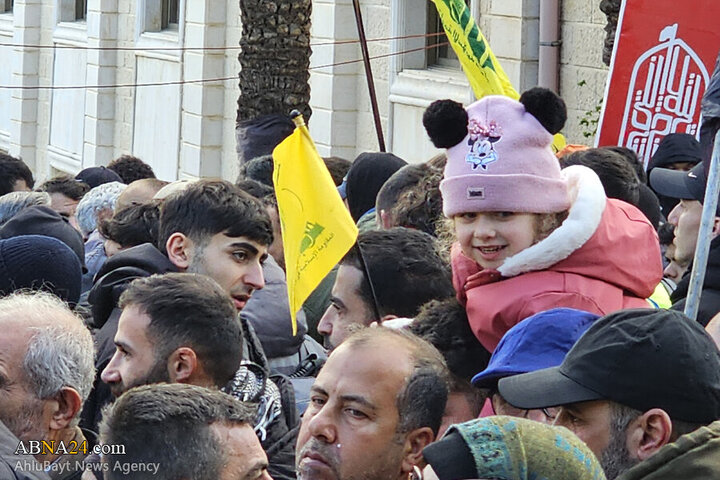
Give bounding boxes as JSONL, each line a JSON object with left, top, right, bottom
{"left": 80, "top": 243, "right": 299, "bottom": 480}
{"left": 80, "top": 243, "right": 179, "bottom": 432}
{"left": 671, "top": 235, "right": 720, "bottom": 326}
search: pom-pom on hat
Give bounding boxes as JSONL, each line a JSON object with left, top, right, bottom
{"left": 424, "top": 88, "right": 570, "bottom": 217}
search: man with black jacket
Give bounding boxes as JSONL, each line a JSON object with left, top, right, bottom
{"left": 81, "top": 180, "right": 298, "bottom": 480}
{"left": 650, "top": 162, "right": 720, "bottom": 325}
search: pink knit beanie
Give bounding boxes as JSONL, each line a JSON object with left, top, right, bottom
{"left": 423, "top": 88, "right": 571, "bottom": 217}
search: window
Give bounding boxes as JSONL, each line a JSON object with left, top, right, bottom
{"left": 161, "top": 0, "right": 178, "bottom": 30}
{"left": 57, "top": 0, "right": 86, "bottom": 22}
{"left": 75, "top": 0, "right": 85, "bottom": 20}
{"left": 1, "top": 0, "right": 12, "bottom": 13}
{"left": 144, "top": 0, "right": 180, "bottom": 32}
{"left": 425, "top": 0, "right": 463, "bottom": 68}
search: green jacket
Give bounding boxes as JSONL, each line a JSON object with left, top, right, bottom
{"left": 617, "top": 421, "right": 720, "bottom": 480}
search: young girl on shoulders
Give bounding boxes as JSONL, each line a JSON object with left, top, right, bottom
{"left": 423, "top": 88, "right": 662, "bottom": 351}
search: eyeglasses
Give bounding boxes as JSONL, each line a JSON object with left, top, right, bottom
{"left": 491, "top": 392, "right": 560, "bottom": 423}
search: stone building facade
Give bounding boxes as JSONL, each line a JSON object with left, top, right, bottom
{"left": 0, "top": 0, "right": 610, "bottom": 181}
{"left": 310, "top": 0, "right": 611, "bottom": 163}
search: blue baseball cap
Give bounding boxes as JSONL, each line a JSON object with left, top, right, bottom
{"left": 471, "top": 308, "right": 599, "bottom": 388}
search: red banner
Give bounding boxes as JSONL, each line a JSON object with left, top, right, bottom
{"left": 596, "top": 1, "right": 720, "bottom": 168}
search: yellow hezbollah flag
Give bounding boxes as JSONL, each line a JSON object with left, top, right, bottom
{"left": 430, "top": 0, "right": 566, "bottom": 152}
{"left": 272, "top": 114, "right": 358, "bottom": 334}
{"left": 431, "top": 0, "right": 518, "bottom": 99}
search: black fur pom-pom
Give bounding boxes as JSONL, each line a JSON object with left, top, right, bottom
{"left": 519, "top": 87, "right": 567, "bottom": 134}
{"left": 423, "top": 100, "right": 468, "bottom": 148}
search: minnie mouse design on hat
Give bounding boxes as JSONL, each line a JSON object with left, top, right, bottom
{"left": 423, "top": 88, "right": 571, "bottom": 217}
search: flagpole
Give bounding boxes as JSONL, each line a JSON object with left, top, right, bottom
{"left": 352, "top": 0, "right": 386, "bottom": 152}
{"left": 290, "top": 109, "right": 304, "bottom": 128}
{"left": 684, "top": 131, "right": 720, "bottom": 320}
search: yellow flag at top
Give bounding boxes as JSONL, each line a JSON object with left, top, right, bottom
{"left": 431, "top": 0, "right": 518, "bottom": 99}
{"left": 272, "top": 114, "right": 358, "bottom": 334}
{"left": 430, "top": 0, "right": 566, "bottom": 152}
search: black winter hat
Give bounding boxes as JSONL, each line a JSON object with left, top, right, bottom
{"left": 75, "top": 166, "right": 123, "bottom": 189}
{"left": 0, "top": 235, "right": 82, "bottom": 305}
{"left": 0, "top": 205, "right": 86, "bottom": 270}
{"left": 647, "top": 133, "right": 703, "bottom": 172}
{"left": 345, "top": 152, "right": 407, "bottom": 222}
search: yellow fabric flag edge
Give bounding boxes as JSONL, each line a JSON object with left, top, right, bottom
{"left": 272, "top": 114, "right": 359, "bottom": 335}
{"left": 429, "top": 0, "right": 566, "bottom": 153}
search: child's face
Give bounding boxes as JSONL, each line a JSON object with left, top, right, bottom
{"left": 454, "top": 211, "right": 538, "bottom": 270}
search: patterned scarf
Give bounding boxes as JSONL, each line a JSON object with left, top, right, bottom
{"left": 451, "top": 416, "right": 607, "bottom": 480}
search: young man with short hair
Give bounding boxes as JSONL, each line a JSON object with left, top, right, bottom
{"left": 650, "top": 162, "right": 720, "bottom": 325}
{"left": 317, "top": 227, "right": 454, "bottom": 350}
{"left": 37, "top": 174, "right": 90, "bottom": 230}
{"left": 99, "top": 384, "right": 270, "bottom": 480}
{"left": 100, "top": 273, "right": 242, "bottom": 397}
{"left": 83, "top": 180, "right": 299, "bottom": 480}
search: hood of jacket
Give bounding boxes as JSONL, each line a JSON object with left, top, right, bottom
{"left": 88, "top": 243, "right": 178, "bottom": 329}
{"left": 454, "top": 165, "right": 661, "bottom": 300}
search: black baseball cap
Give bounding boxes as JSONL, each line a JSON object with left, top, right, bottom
{"left": 498, "top": 309, "right": 720, "bottom": 424}
{"left": 649, "top": 161, "right": 707, "bottom": 201}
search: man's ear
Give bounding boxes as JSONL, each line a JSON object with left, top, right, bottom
{"left": 626, "top": 408, "right": 673, "bottom": 461}
{"left": 712, "top": 217, "right": 720, "bottom": 238}
{"left": 168, "top": 347, "right": 198, "bottom": 384}
{"left": 49, "top": 387, "right": 83, "bottom": 430}
{"left": 379, "top": 209, "right": 393, "bottom": 229}
{"left": 166, "top": 233, "right": 192, "bottom": 270}
{"left": 401, "top": 427, "right": 435, "bottom": 474}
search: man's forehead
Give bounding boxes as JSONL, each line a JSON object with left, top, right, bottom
{"left": 334, "top": 264, "right": 367, "bottom": 300}
{"left": 318, "top": 339, "right": 413, "bottom": 396}
{"left": 563, "top": 399, "right": 612, "bottom": 416}
{"left": 117, "top": 305, "right": 151, "bottom": 336}
{"left": 214, "top": 233, "right": 268, "bottom": 250}
{"left": 680, "top": 198, "right": 702, "bottom": 208}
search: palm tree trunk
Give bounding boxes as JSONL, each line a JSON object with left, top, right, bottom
{"left": 237, "top": 0, "right": 313, "bottom": 122}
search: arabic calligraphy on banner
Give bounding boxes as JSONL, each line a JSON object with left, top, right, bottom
{"left": 596, "top": 1, "right": 720, "bottom": 168}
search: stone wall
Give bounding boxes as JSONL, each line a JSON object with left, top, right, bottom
{"left": 559, "top": 0, "right": 609, "bottom": 144}
{"left": 0, "top": 0, "right": 242, "bottom": 183}
{"left": 307, "top": 0, "right": 613, "bottom": 160}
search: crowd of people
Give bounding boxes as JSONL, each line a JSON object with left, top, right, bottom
{"left": 0, "top": 87, "right": 719, "bottom": 480}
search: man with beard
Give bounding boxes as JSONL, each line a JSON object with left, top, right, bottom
{"left": 83, "top": 180, "right": 299, "bottom": 480}
{"left": 296, "top": 327, "right": 450, "bottom": 480}
{"left": 100, "top": 273, "right": 242, "bottom": 397}
{"left": 0, "top": 291, "right": 95, "bottom": 480}
{"left": 497, "top": 309, "right": 720, "bottom": 479}
{"left": 83, "top": 180, "right": 271, "bottom": 430}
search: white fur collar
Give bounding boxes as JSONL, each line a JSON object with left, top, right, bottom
{"left": 497, "top": 165, "right": 607, "bottom": 278}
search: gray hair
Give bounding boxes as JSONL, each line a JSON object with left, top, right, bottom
{"left": 75, "top": 181, "right": 127, "bottom": 235}
{"left": 0, "top": 291, "right": 95, "bottom": 425}
{"left": 0, "top": 191, "right": 51, "bottom": 226}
